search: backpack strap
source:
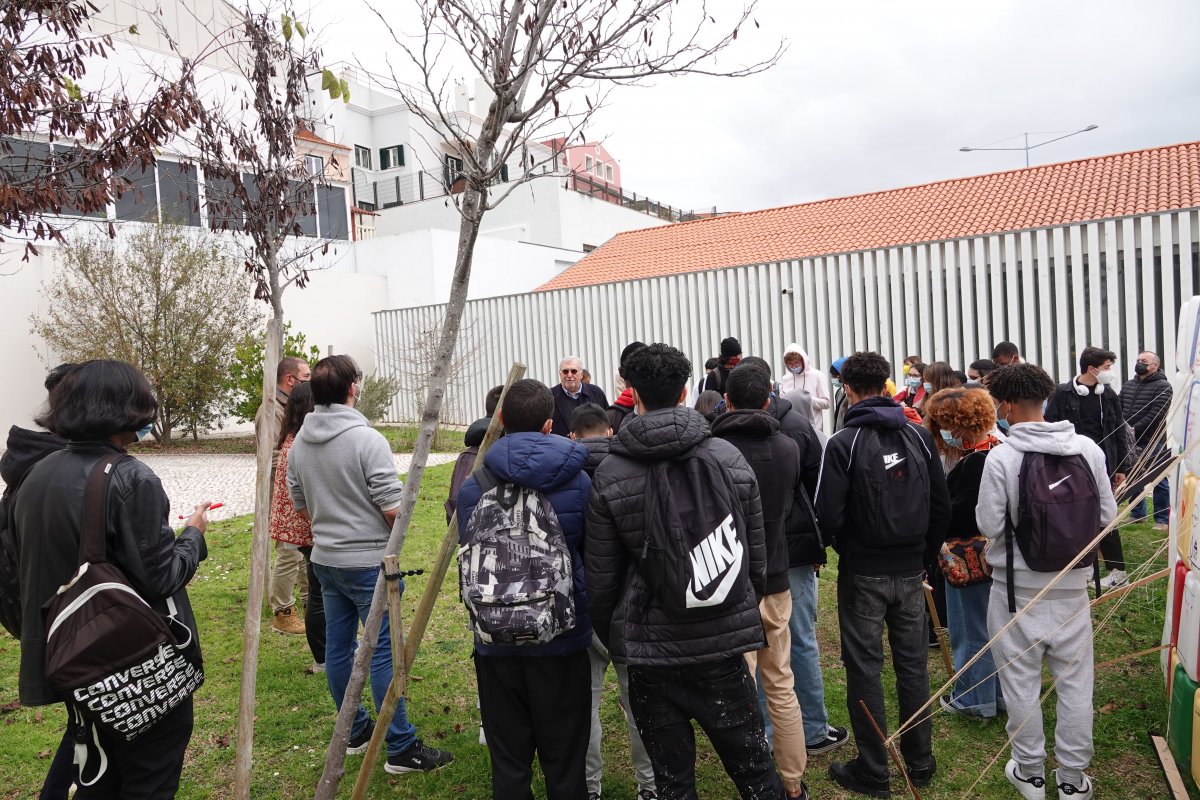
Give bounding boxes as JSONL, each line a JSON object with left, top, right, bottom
{"left": 79, "top": 453, "right": 127, "bottom": 567}
{"left": 473, "top": 465, "right": 499, "bottom": 498}
{"left": 1006, "top": 514, "right": 1016, "bottom": 614}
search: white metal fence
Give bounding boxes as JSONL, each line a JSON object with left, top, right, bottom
{"left": 375, "top": 209, "right": 1200, "bottom": 425}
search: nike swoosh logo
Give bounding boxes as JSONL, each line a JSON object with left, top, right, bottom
{"left": 1048, "top": 476, "right": 1070, "bottom": 490}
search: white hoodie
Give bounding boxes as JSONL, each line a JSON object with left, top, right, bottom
{"left": 976, "top": 420, "right": 1117, "bottom": 595}
{"left": 776, "top": 343, "right": 830, "bottom": 429}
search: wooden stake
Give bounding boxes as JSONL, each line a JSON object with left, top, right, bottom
{"left": 1150, "top": 733, "right": 1190, "bottom": 800}
{"left": 923, "top": 581, "right": 954, "bottom": 678}
{"left": 858, "top": 700, "right": 921, "bottom": 800}
{"left": 351, "top": 555, "right": 408, "bottom": 800}
{"left": 234, "top": 318, "right": 280, "bottom": 800}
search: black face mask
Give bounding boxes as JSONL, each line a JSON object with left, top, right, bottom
{"left": 1134, "top": 362, "right": 1150, "bottom": 376}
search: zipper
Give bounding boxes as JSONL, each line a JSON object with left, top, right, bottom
{"left": 47, "top": 581, "right": 149, "bottom": 641}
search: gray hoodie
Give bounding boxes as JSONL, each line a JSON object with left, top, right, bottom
{"left": 976, "top": 420, "right": 1117, "bottom": 595}
{"left": 287, "top": 404, "right": 403, "bottom": 568}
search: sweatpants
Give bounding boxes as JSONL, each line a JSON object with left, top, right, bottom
{"left": 987, "top": 584, "right": 1094, "bottom": 785}
{"left": 269, "top": 539, "right": 308, "bottom": 612}
{"left": 745, "top": 590, "right": 807, "bottom": 794}
{"left": 586, "top": 637, "right": 655, "bottom": 795}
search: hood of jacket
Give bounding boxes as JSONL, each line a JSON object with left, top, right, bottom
{"left": 482, "top": 431, "right": 588, "bottom": 492}
{"left": 1, "top": 425, "right": 65, "bottom": 491}
{"left": 1001, "top": 420, "right": 1083, "bottom": 456}
{"left": 464, "top": 415, "right": 492, "bottom": 448}
{"left": 844, "top": 395, "right": 909, "bottom": 431}
{"left": 612, "top": 406, "right": 710, "bottom": 461}
{"left": 782, "top": 343, "right": 811, "bottom": 370}
{"left": 298, "top": 404, "right": 370, "bottom": 445}
{"left": 710, "top": 409, "right": 781, "bottom": 440}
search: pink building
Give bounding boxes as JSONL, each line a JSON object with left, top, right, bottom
{"left": 544, "top": 138, "right": 621, "bottom": 191}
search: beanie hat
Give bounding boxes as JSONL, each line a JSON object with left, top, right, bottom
{"left": 831, "top": 356, "right": 848, "bottom": 375}
{"left": 720, "top": 337, "right": 742, "bottom": 359}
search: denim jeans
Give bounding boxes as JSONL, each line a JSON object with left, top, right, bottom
{"left": 761, "top": 566, "right": 830, "bottom": 746}
{"left": 944, "top": 581, "right": 999, "bottom": 717}
{"left": 837, "top": 570, "right": 934, "bottom": 782}
{"left": 314, "top": 563, "right": 416, "bottom": 756}
{"left": 628, "top": 658, "right": 785, "bottom": 800}
{"left": 1131, "top": 477, "right": 1171, "bottom": 525}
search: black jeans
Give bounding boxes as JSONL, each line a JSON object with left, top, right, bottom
{"left": 475, "top": 649, "right": 591, "bottom": 800}
{"left": 62, "top": 696, "right": 194, "bottom": 799}
{"left": 1099, "top": 529, "right": 1125, "bottom": 572}
{"left": 298, "top": 546, "right": 326, "bottom": 664}
{"left": 627, "top": 657, "right": 785, "bottom": 800}
{"left": 837, "top": 571, "right": 934, "bottom": 782}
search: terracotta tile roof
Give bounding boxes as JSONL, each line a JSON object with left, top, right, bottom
{"left": 538, "top": 140, "right": 1200, "bottom": 291}
{"left": 296, "top": 128, "right": 351, "bottom": 151}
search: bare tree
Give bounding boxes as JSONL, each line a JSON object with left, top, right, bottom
{"left": 316, "top": 1, "right": 781, "bottom": 795}
{"left": 0, "top": 1, "right": 202, "bottom": 261}
{"left": 385, "top": 311, "right": 485, "bottom": 425}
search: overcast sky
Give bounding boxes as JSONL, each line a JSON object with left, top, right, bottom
{"left": 311, "top": 0, "right": 1200, "bottom": 214}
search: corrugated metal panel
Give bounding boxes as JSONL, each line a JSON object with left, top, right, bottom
{"left": 375, "top": 213, "right": 1200, "bottom": 426}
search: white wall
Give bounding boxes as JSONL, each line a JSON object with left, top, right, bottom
{"left": 0, "top": 247, "right": 60, "bottom": 433}
{"left": 283, "top": 270, "right": 390, "bottom": 374}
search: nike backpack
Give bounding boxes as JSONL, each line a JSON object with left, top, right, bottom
{"left": 1005, "top": 451, "right": 1101, "bottom": 611}
{"left": 639, "top": 446, "right": 750, "bottom": 614}
{"left": 848, "top": 425, "right": 930, "bottom": 551}
{"left": 458, "top": 467, "right": 575, "bottom": 645}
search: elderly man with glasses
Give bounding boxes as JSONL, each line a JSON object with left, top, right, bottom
{"left": 550, "top": 356, "right": 609, "bottom": 437}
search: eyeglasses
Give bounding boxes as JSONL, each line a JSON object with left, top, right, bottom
{"left": 561, "top": 368, "right": 579, "bottom": 375}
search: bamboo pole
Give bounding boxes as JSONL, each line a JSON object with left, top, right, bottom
{"left": 858, "top": 700, "right": 921, "bottom": 800}
{"left": 234, "top": 319, "right": 280, "bottom": 800}
{"left": 923, "top": 581, "right": 954, "bottom": 677}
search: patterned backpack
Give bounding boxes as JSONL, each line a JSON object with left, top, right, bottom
{"left": 458, "top": 467, "right": 575, "bottom": 645}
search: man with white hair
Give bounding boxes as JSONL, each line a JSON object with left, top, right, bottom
{"left": 551, "top": 356, "right": 609, "bottom": 437}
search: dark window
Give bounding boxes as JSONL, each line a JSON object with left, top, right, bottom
{"left": 500, "top": 163, "right": 509, "bottom": 182}
{"left": 51, "top": 144, "right": 105, "bottom": 218}
{"left": 379, "top": 145, "right": 404, "bottom": 170}
{"left": 354, "top": 145, "right": 371, "bottom": 169}
{"left": 317, "top": 185, "right": 348, "bottom": 240}
{"left": 203, "top": 172, "right": 244, "bottom": 232}
{"left": 157, "top": 161, "right": 200, "bottom": 226}
{"left": 289, "top": 180, "right": 317, "bottom": 237}
{"left": 443, "top": 154, "right": 465, "bottom": 188}
{"left": 113, "top": 162, "right": 158, "bottom": 222}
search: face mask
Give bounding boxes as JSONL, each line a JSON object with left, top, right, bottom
{"left": 939, "top": 428, "right": 963, "bottom": 449}
{"left": 1094, "top": 368, "right": 1115, "bottom": 385}
{"left": 1134, "top": 362, "right": 1149, "bottom": 376}
{"left": 788, "top": 365, "right": 804, "bottom": 375}
{"left": 831, "top": 378, "right": 842, "bottom": 389}
{"left": 905, "top": 377, "right": 920, "bottom": 390}
{"left": 966, "top": 378, "right": 981, "bottom": 386}
{"left": 135, "top": 422, "right": 153, "bottom": 442}
{"left": 997, "top": 418, "right": 1011, "bottom": 433}
{"left": 923, "top": 381, "right": 933, "bottom": 393}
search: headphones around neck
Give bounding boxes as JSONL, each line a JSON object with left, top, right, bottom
{"left": 1073, "top": 377, "right": 1103, "bottom": 396}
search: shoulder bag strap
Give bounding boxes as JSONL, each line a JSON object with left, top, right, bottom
{"left": 79, "top": 453, "right": 128, "bottom": 567}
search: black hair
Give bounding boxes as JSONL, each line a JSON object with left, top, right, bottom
{"left": 36, "top": 359, "right": 157, "bottom": 442}
{"left": 969, "top": 358, "right": 998, "bottom": 376}
{"left": 906, "top": 361, "right": 928, "bottom": 376}
{"left": 991, "top": 341, "right": 1020, "bottom": 361}
{"left": 739, "top": 356, "right": 771, "bottom": 373}
{"left": 501, "top": 379, "right": 554, "bottom": 433}
{"left": 618, "top": 341, "right": 647, "bottom": 378}
{"left": 1079, "top": 346, "right": 1117, "bottom": 373}
{"left": 44, "top": 363, "right": 76, "bottom": 392}
{"left": 623, "top": 343, "right": 691, "bottom": 411}
{"left": 987, "top": 363, "right": 1056, "bottom": 404}
{"left": 484, "top": 385, "right": 504, "bottom": 417}
{"left": 704, "top": 357, "right": 720, "bottom": 371}
{"left": 277, "top": 381, "right": 315, "bottom": 449}
{"left": 840, "top": 352, "right": 892, "bottom": 396}
{"left": 726, "top": 363, "right": 771, "bottom": 410}
{"left": 570, "top": 403, "right": 610, "bottom": 437}
{"left": 277, "top": 356, "right": 307, "bottom": 384}
{"left": 952, "top": 370, "right": 968, "bottom": 385}
{"left": 310, "top": 354, "right": 359, "bottom": 406}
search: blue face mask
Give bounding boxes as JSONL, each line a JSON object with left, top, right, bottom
{"left": 966, "top": 378, "right": 981, "bottom": 386}
{"left": 135, "top": 422, "right": 153, "bottom": 442}
{"left": 905, "top": 377, "right": 920, "bottom": 390}
{"left": 831, "top": 378, "right": 842, "bottom": 389}
{"left": 939, "top": 428, "right": 963, "bottom": 449}
{"left": 923, "top": 381, "right": 933, "bottom": 393}
{"left": 788, "top": 365, "right": 804, "bottom": 375}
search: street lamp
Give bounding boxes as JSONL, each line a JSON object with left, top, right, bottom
{"left": 959, "top": 125, "right": 1099, "bottom": 168}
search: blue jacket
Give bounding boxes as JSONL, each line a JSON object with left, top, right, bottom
{"left": 457, "top": 432, "right": 592, "bottom": 657}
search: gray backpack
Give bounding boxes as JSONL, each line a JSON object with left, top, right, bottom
{"left": 458, "top": 468, "right": 575, "bottom": 645}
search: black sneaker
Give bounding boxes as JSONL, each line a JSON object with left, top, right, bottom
{"left": 905, "top": 756, "right": 936, "bottom": 788}
{"left": 829, "top": 760, "right": 890, "bottom": 798}
{"left": 385, "top": 739, "right": 454, "bottom": 774}
{"left": 807, "top": 725, "right": 850, "bottom": 756}
{"left": 786, "top": 781, "right": 810, "bottom": 799}
{"left": 637, "top": 790, "right": 658, "bottom": 800}
{"left": 346, "top": 720, "right": 374, "bottom": 755}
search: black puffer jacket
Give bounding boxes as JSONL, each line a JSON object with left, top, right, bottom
{"left": 585, "top": 407, "right": 767, "bottom": 666}
{"left": 711, "top": 410, "right": 799, "bottom": 595}
{"left": 1045, "top": 382, "right": 1131, "bottom": 475}
{"left": 768, "top": 396, "right": 825, "bottom": 566}
{"left": 1121, "top": 370, "right": 1172, "bottom": 449}
{"left": 577, "top": 435, "right": 614, "bottom": 479}
{"left": 13, "top": 441, "right": 207, "bottom": 706}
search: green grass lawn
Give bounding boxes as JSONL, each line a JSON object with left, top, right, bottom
{"left": 0, "top": 463, "right": 1181, "bottom": 798}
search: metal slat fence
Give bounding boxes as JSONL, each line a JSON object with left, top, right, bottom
{"left": 375, "top": 210, "right": 1200, "bottom": 426}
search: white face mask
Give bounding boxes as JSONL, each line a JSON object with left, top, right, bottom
{"left": 1094, "top": 368, "right": 1116, "bottom": 385}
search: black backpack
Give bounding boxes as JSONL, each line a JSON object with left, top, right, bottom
{"left": 847, "top": 425, "right": 930, "bottom": 551}
{"left": 1005, "top": 451, "right": 1101, "bottom": 612}
{"left": 639, "top": 446, "right": 750, "bottom": 615}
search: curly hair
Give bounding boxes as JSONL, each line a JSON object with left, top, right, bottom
{"left": 987, "top": 363, "right": 1056, "bottom": 404}
{"left": 840, "top": 351, "right": 892, "bottom": 396}
{"left": 925, "top": 387, "right": 997, "bottom": 451}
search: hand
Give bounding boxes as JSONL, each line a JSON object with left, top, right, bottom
{"left": 184, "top": 501, "right": 213, "bottom": 534}
{"left": 1113, "top": 473, "right": 1126, "bottom": 488}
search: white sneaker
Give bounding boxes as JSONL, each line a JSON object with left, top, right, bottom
{"left": 1099, "top": 570, "right": 1128, "bottom": 590}
{"left": 1005, "top": 759, "right": 1046, "bottom": 800}
{"left": 1054, "top": 771, "right": 1093, "bottom": 799}
{"left": 478, "top": 725, "right": 487, "bottom": 746}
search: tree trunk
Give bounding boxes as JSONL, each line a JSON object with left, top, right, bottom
{"left": 234, "top": 318, "right": 280, "bottom": 800}
{"left": 314, "top": 185, "right": 487, "bottom": 799}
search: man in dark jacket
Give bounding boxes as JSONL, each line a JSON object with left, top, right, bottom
{"left": 1121, "top": 350, "right": 1173, "bottom": 529}
{"left": 586, "top": 343, "right": 786, "bottom": 800}
{"left": 1044, "top": 345, "right": 1132, "bottom": 589}
{"left": 816, "top": 351, "right": 950, "bottom": 797}
{"left": 457, "top": 379, "right": 593, "bottom": 799}
{"left": 551, "top": 355, "right": 609, "bottom": 437}
{"left": 704, "top": 336, "right": 743, "bottom": 394}
{"left": 713, "top": 363, "right": 810, "bottom": 799}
